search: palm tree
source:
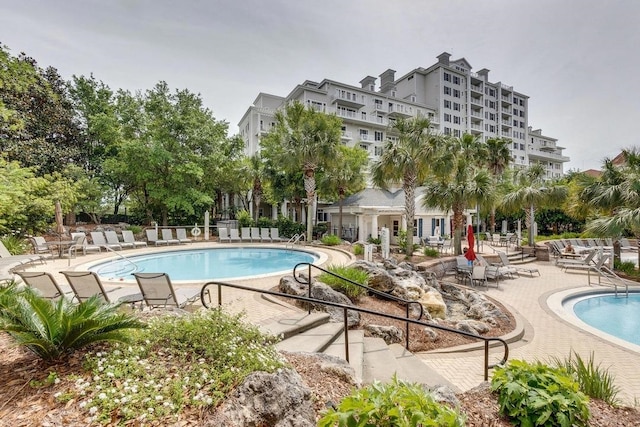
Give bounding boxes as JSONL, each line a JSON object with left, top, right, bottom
{"left": 261, "top": 101, "right": 342, "bottom": 241}
{"left": 484, "top": 137, "right": 512, "bottom": 233}
{"left": 422, "top": 133, "right": 493, "bottom": 255}
{"left": 371, "top": 116, "right": 437, "bottom": 257}
{"left": 582, "top": 148, "right": 640, "bottom": 265}
{"left": 319, "top": 144, "right": 368, "bottom": 239}
{"left": 241, "top": 153, "right": 265, "bottom": 221}
{"left": 501, "top": 163, "right": 567, "bottom": 246}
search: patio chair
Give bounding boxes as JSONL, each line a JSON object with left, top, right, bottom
{"left": 122, "top": 230, "right": 148, "bottom": 248}
{"left": 161, "top": 229, "right": 180, "bottom": 245}
{"left": 497, "top": 251, "right": 540, "bottom": 277}
{"left": 91, "top": 231, "right": 122, "bottom": 251}
{"left": 60, "top": 270, "right": 126, "bottom": 303}
{"left": 218, "top": 227, "right": 230, "bottom": 243}
{"left": 146, "top": 229, "right": 169, "bottom": 246}
{"left": 270, "top": 227, "right": 284, "bottom": 242}
{"left": 475, "top": 254, "right": 506, "bottom": 286}
{"left": 15, "top": 271, "right": 69, "bottom": 300}
{"left": 557, "top": 249, "right": 598, "bottom": 271}
{"left": 133, "top": 272, "right": 200, "bottom": 309}
{"left": 240, "top": 227, "right": 252, "bottom": 242}
{"left": 619, "top": 238, "right": 637, "bottom": 251}
{"left": 229, "top": 228, "right": 241, "bottom": 243}
{"left": 260, "top": 228, "right": 272, "bottom": 242}
{"left": 251, "top": 227, "right": 262, "bottom": 242}
{"left": 30, "top": 236, "right": 54, "bottom": 259}
{"left": 175, "top": 228, "right": 192, "bottom": 244}
{"left": 0, "top": 240, "right": 45, "bottom": 266}
{"left": 70, "top": 232, "right": 102, "bottom": 255}
{"left": 105, "top": 231, "right": 134, "bottom": 249}
{"left": 470, "top": 265, "right": 487, "bottom": 288}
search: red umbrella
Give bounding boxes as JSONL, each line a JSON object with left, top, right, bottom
{"left": 464, "top": 224, "right": 476, "bottom": 261}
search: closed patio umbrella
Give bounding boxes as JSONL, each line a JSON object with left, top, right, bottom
{"left": 55, "top": 201, "right": 65, "bottom": 236}
{"left": 464, "top": 224, "right": 476, "bottom": 262}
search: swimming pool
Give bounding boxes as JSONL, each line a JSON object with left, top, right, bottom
{"left": 564, "top": 292, "right": 640, "bottom": 347}
{"left": 89, "top": 247, "right": 319, "bottom": 281}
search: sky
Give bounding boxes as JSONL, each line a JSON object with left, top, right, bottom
{"left": 2, "top": 0, "right": 639, "bottom": 172}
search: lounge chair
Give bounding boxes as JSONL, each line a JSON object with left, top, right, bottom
{"left": 0, "top": 240, "right": 45, "bottom": 266}
{"left": 475, "top": 254, "right": 507, "bottom": 285}
{"left": 270, "top": 228, "right": 284, "bottom": 242}
{"left": 175, "top": 228, "right": 192, "bottom": 244}
{"left": 497, "top": 251, "right": 540, "bottom": 277}
{"left": 251, "top": 227, "right": 262, "bottom": 242}
{"left": 260, "top": 228, "right": 272, "bottom": 242}
{"left": 91, "top": 231, "right": 122, "bottom": 251}
{"left": 241, "top": 227, "right": 252, "bottom": 242}
{"left": 105, "top": 231, "right": 134, "bottom": 249}
{"left": 15, "top": 271, "right": 69, "bottom": 300}
{"left": 146, "top": 229, "right": 169, "bottom": 245}
{"left": 161, "top": 229, "right": 180, "bottom": 245}
{"left": 229, "top": 228, "right": 241, "bottom": 243}
{"left": 60, "top": 271, "right": 127, "bottom": 303}
{"left": 133, "top": 272, "right": 200, "bottom": 309}
{"left": 70, "top": 232, "right": 102, "bottom": 255}
{"left": 619, "top": 238, "right": 637, "bottom": 251}
{"left": 122, "top": 230, "right": 148, "bottom": 248}
{"left": 218, "top": 227, "right": 230, "bottom": 243}
{"left": 30, "top": 237, "right": 54, "bottom": 259}
{"left": 557, "top": 249, "right": 598, "bottom": 271}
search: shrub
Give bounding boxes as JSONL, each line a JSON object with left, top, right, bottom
{"left": 491, "top": 359, "right": 590, "bottom": 427}
{"left": 353, "top": 243, "right": 364, "bottom": 255}
{"left": 236, "top": 209, "right": 253, "bottom": 228}
{"left": 423, "top": 247, "right": 439, "bottom": 257}
{"left": 275, "top": 215, "right": 305, "bottom": 238}
{"left": 77, "top": 309, "right": 285, "bottom": 424}
{"left": 397, "top": 230, "right": 419, "bottom": 255}
{"left": 0, "top": 286, "right": 145, "bottom": 361}
{"left": 126, "top": 225, "right": 143, "bottom": 235}
{"left": 1, "top": 235, "right": 28, "bottom": 255}
{"left": 614, "top": 259, "right": 637, "bottom": 275}
{"left": 318, "top": 375, "right": 466, "bottom": 426}
{"left": 551, "top": 351, "right": 620, "bottom": 406}
{"left": 321, "top": 234, "right": 342, "bottom": 246}
{"left": 367, "top": 236, "right": 381, "bottom": 245}
{"left": 318, "top": 265, "right": 369, "bottom": 300}
{"left": 256, "top": 216, "right": 273, "bottom": 229}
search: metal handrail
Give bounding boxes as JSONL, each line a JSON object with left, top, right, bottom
{"left": 99, "top": 245, "right": 139, "bottom": 273}
{"left": 200, "top": 281, "right": 509, "bottom": 381}
{"left": 291, "top": 262, "right": 424, "bottom": 324}
{"left": 286, "top": 233, "right": 305, "bottom": 248}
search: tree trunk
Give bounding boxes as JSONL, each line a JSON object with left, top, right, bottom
{"left": 403, "top": 177, "right": 416, "bottom": 258}
{"left": 338, "top": 195, "right": 344, "bottom": 239}
{"left": 490, "top": 207, "right": 496, "bottom": 233}
{"left": 304, "top": 170, "right": 315, "bottom": 242}
{"left": 452, "top": 205, "right": 465, "bottom": 255}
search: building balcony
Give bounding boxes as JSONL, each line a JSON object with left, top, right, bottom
{"left": 388, "top": 104, "right": 412, "bottom": 118}
{"left": 371, "top": 103, "right": 388, "bottom": 114}
{"left": 500, "top": 83, "right": 513, "bottom": 91}
{"left": 470, "top": 98, "right": 483, "bottom": 106}
{"left": 501, "top": 95, "right": 512, "bottom": 104}
{"left": 501, "top": 120, "right": 512, "bottom": 127}
{"left": 471, "top": 111, "right": 483, "bottom": 118}
{"left": 470, "top": 123, "right": 483, "bottom": 131}
{"left": 331, "top": 93, "right": 365, "bottom": 109}
{"left": 528, "top": 149, "right": 570, "bottom": 163}
{"left": 341, "top": 131, "right": 353, "bottom": 140}
{"left": 470, "top": 84, "right": 482, "bottom": 93}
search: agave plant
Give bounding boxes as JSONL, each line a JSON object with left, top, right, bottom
{"left": 0, "top": 285, "right": 145, "bottom": 361}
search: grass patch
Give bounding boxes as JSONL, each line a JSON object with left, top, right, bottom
{"left": 318, "top": 265, "right": 369, "bottom": 300}
{"left": 320, "top": 234, "right": 342, "bottom": 246}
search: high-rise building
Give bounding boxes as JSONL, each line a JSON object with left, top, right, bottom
{"left": 238, "top": 51, "right": 569, "bottom": 175}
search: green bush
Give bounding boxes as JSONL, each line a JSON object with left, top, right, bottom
{"left": 551, "top": 351, "right": 620, "bottom": 406}
{"left": 318, "top": 265, "right": 369, "bottom": 300}
{"left": 614, "top": 259, "right": 637, "bottom": 275}
{"left": 367, "top": 236, "right": 381, "bottom": 245}
{"left": 397, "top": 230, "right": 419, "bottom": 255}
{"left": 491, "top": 359, "right": 590, "bottom": 427}
{"left": 319, "top": 375, "right": 466, "bottom": 426}
{"left": 1, "top": 235, "right": 29, "bottom": 255}
{"left": 236, "top": 209, "right": 254, "bottom": 228}
{"left": 126, "top": 225, "right": 143, "bottom": 235}
{"left": 0, "top": 285, "right": 145, "bottom": 361}
{"left": 256, "top": 216, "right": 273, "bottom": 229}
{"left": 321, "top": 234, "right": 342, "bottom": 246}
{"left": 353, "top": 243, "right": 364, "bottom": 255}
{"left": 423, "top": 247, "right": 439, "bottom": 257}
{"left": 275, "top": 215, "right": 305, "bottom": 238}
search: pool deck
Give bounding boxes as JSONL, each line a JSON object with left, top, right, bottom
{"left": 12, "top": 241, "right": 640, "bottom": 405}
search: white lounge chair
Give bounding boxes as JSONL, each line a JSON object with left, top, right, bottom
{"left": 0, "top": 240, "right": 45, "bottom": 265}
{"left": 260, "top": 228, "right": 272, "bottom": 242}
{"left": 15, "top": 271, "right": 70, "bottom": 300}
{"left": 146, "top": 229, "right": 169, "bottom": 245}
{"left": 175, "top": 228, "right": 192, "bottom": 244}
{"left": 122, "top": 230, "right": 148, "bottom": 248}
{"left": 70, "top": 232, "right": 102, "bottom": 255}
{"left": 133, "top": 272, "right": 200, "bottom": 309}
{"left": 91, "top": 231, "right": 122, "bottom": 251}
{"left": 241, "top": 227, "right": 252, "bottom": 242}
{"left": 60, "top": 271, "right": 127, "bottom": 304}
{"left": 270, "top": 228, "right": 284, "bottom": 242}
{"left": 497, "top": 251, "right": 540, "bottom": 277}
{"left": 105, "top": 231, "right": 134, "bottom": 249}
{"left": 251, "top": 227, "right": 262, "bottom": 242}
{"left": 218, "top": 227, "right": 230, "bottom": 243}
{"left": 229, "top": 229, "right": 241, "bottom": 243}
{"left": 161, "top": 229, "right": 180, "bottom": 245}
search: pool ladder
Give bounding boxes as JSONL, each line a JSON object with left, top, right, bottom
{"left": 285, "top": 233, "right": 305, "bottom": 248}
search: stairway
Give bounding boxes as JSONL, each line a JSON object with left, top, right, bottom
{"left": 504, "top": 250, "right": 537, "bottom": 265}
{"left": 260, "top": 312, "right": 459, "bottom": 392}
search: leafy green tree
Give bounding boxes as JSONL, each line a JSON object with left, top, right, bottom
{"left": 422, "top": 133, "right": 492, "bottom": 255}
{"left": 261, "top": 101, "right": 342, "bottom": 241}
{"left": 319, "top": 144, "right": 368, "bottom": 239}
{"left": 0, "top": 284, "right": 145, "bottom": 361}
{"left": 371, "top": 116, "right": 437, "bottom": 257}
{"left": 484, "top": 137, "right": 512, "bottom": 233}
{"left": 501, "top": 163, "right": 567, "bottom": 246}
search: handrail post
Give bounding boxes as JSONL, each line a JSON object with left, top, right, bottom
{"left": 307, "top": 263, "right": 312, "bottom": 314}
{"left": 484, "top": 341, "right": 489, "bottom": 381}
{"left": 343, "top": 308, "right": 349, "bottom": 362}
{"left": 405, "top": 304, "right": 410, "bottom": 350}
{"left": 218, "top": 283, "right": 222, "bottom": 307}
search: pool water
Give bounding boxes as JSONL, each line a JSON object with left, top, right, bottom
{"left": 572, "top": 293, "right": 640, "bottom": 346}
{"left": 90, "top": 247, "right": 317, "bottom": 281}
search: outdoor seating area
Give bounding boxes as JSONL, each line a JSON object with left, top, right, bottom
{"left": 545, "top": 238, "right": 633, "bottom": 259}
{"left": 219, "top": 227, "right": 285, "bottom": 243}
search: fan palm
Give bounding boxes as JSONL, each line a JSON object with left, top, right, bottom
{"left": 0, "top": 285, "right": 145, "bottom": 361}
{"left": 371, "top": 116, "right": 438, "bottom": 257}
{"left": 484, "top": 137, "right": 512, "bottom": 232}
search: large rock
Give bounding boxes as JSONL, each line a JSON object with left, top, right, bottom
{"left": 365, "top": 324, "right": 404, "bottom": 344}
{"left": 417, "top": 290, "right": 447, "bottom": 319}
{"left": 455, "top": 319, "right": 490, "bottom": 335}
{"left": 279, "top": 275, "right": 309, "bottom": 297}
{"left": 211, "top": 368, "right": 315, "bottom": 427}
{"left": 311, "top": 282, "right": 361, "bottom": 327}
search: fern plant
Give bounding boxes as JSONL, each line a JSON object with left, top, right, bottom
{"left": 0, "top": 286, "right": 145, "bottom": 361}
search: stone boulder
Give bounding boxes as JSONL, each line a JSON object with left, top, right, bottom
{"left": 352, "top": 260, "right": 396, "bottom": 293}
{"left": 455, "top": 319, "right": 490, "bottom": 335}
{"left": 365, "top": 324, "right": 404, "bottom": 344}
{"left": 417, "top": 290, "right": 447, "bottom": 319}
{"left": 423, "top": 327, "right": 439, "bottom": 341}
{"left": 211, "top": 368, "right": 315, "bottom": 427}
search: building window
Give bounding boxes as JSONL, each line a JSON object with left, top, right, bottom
{"left": 444, "top": 86, "right": 451, "bottom": 95}
{"left": 411, "top": 95, "right": 416, "bottom": 102}
{"left": 444, "top": 127, "right": 451, "bottom": 135}
{"left": 453, "top": 129, "right": 461, "bottom": 137}
{"left": 374, "top": 131, "right": 384, "bottom": 141}
{"left": 393, "top": 220, "right": 399, "bottom": 236}
{"left": 444, "top": 72, "right": 451, "bottom": 82}
{"left": 359, "top": 129, "right": 369, "bottom": 140}
{"left": 453, "top": 102, "right": 460, "bottom": 111}
{"left": 519, "top": 121, "right": 525, "bottom": 128}
{"left": 444, "top": 100, "right": 451, "bottom": 109}
{"left": 519, "top": 143, "right": 525, "bottom": 150}
{"left": 374, "top": 146, "right": 383, "bottom": 156}
{"left": 444, "top": 113, "right": 451, "bottom": 122}
{"left": 513, "top": 142, "right": 518, "bottom": 150}
{"left": 361, "top": 111, "right": 367, "bottom": 120}
{"left": 453, "top": 89, "right": 460, "bottom": 98}
{"left": 452, "top": 75, "right": 460, "bottom": 85}
{"left": 453, "top": 116, "right": 461, "bottom": 124}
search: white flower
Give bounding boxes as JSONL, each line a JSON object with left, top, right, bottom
{"left": 89, "top": 406, "right": 98, "bottom": 415}
{"left": 106, "top": 372, "right": 114, "bottom": 377}
{"left": 155, "top": 395, "right": 163, "bottom": 401}
{"left": 148, "top": 407, "right": 154, "bottom": 413}
{"left": 98, "top": 393, "right": 107, "bottom": 399}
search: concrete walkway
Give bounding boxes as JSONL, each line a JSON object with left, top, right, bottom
{"left": 16, "top": 240, "right": 640, "bottom": 404}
